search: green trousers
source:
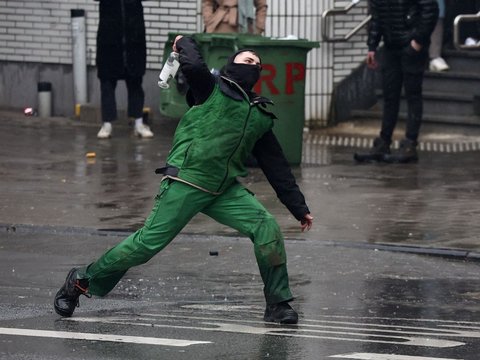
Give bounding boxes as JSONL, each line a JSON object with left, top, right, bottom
{"left": 78, "top": 179, "right": 293, "bottom": 304}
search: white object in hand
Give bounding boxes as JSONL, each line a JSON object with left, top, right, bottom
{"left": 158, "top": 52, "right": 180, "bottom": 89}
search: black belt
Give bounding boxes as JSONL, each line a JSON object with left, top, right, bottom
{"left": 155, "top": 165, "right": 179, "bottom": 176}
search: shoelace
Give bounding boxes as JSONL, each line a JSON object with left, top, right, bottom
{"left": 73, "top": 282, "right": 91, "bottom": 309}
{"left": 75, "top": 282, "right": 92, "bottom": 298}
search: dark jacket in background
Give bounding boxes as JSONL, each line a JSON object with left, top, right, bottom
{"left": 368, "top": 0, "right": 439, "bottom": 51}
{"left": 95, "top": 0, "right": 146, "bottom": 79}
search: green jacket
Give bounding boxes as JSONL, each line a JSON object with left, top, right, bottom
{"left": 157, "top": 36, "right": 309, "bottom": 220}
{"left": 167, "top": 79, "right": 275, "bottom": 194}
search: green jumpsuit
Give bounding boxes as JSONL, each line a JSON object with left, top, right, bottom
{"left": 78, "top": 38, "right": 308, "bottom": 305}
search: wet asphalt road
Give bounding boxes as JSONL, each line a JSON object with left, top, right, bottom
{"left": 1, "top": 112, "right": 480, "bottom": 359}
{"left": 2, "top": 229, "right": 480, "bottom": 359}
{"left": 1, "top": 113, "right": 480, "bottom": 254}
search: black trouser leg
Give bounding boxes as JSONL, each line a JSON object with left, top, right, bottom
{"left": 100, "top": 79, "right": 118, "bottom": 123}
{"left": 125, "top": 76, "right": 144, "bottom": 119}
{"left": 402, "top": 47, "right": 428, "bottom": 143}
{"left": 403, "top": 72, "right": 424, "bottom": 142}
{"left": 380, "top": 49, "right": 403, "bottom": 144}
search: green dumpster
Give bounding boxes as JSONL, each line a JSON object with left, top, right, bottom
{"left": 159, "top": 33, "right": 319, "bottom": 165}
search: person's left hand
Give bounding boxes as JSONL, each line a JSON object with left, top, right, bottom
{"left": 173, "top": 35, "right": 183, "bottom": 53}
{"left": 366, "top": 51, "right": 378, "bottom": 69}
{"left": 300, "top": 213, "right": 313, "bottom": 232}
{"left": 410, "top": 39, "right": 422, "bottom": 52}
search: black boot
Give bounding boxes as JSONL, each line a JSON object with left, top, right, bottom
{"left": 354, "top": 137, "right": 390, "bottom": 162}
{"left": 264, "top": 301, "right": 298, "bottom": 324}
{"left": 383, "top": 138, "right": 418, "bottom": 163}
{"left": 54, "top": 268, "right": 90, "bottom": 317}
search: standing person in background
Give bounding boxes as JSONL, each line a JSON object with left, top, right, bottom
{"left": 429, "top": 0, "right": 450, "bottom": 71}
{"left": 202, "top": 0, "right": 268, "bottom": 34}
{"left": 354, "top": 0, "right": 439, "bottom": 163}
{"left": 95, "top": 0, "right": 154, "bottom": 139}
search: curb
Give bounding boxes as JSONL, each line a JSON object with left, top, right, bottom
{"left": 3, "top": 223, "right": 480, "bottom": 262}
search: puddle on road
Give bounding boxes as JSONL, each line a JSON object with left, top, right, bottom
{"left": 2, "top": 123, "right": 480, "bottom": 252}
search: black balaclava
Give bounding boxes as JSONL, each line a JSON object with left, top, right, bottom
{"left": 221, "top": 49, "right": 262, "bottom": 92}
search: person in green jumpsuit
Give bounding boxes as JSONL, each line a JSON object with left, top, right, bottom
{"left": 54, "top": 35, "right": 313, "bottom": 324}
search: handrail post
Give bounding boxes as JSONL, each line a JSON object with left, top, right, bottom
{"left": 321, "top": 0, "right": 370, "bottom": 43}
{"left": 453, "top": 12, "right": 480, "bottom": 50}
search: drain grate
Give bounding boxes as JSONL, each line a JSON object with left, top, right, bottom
{"left": 304, "top": 134, "right": 480, "bottom": 153}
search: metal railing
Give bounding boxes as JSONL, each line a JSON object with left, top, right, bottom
{"left": 321, "top": 0, "right": 371, "bottom": 43}
{"left": 454, "top": 11, "right": 480, "bottom": 49}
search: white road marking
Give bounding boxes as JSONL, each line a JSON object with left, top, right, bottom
{"left": 144, "top": 311, "right": 480, "bottom": 342}
{"left": 300, "top": 319, "right": 480, "bottom": 339}
{"left": 0, "top": 327, "right": 211, "bottom": 347}
{"left": 309, "top": 314, "right": 480, "bottom": 326}
{"left": 182, "top": 304, "right": 259, "bottom": 311}
{"left": 330, "top": 353, "right": 462, "bottom": 360}
{"left": 66, "top": 316, "right": 465, "bottom": 348}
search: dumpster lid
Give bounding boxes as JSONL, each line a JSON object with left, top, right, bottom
{"left": 185, "top": 33, "right": 319, "bottom": 49}
{"left": 239, "top": 35, "right": 319, "bottom": 49}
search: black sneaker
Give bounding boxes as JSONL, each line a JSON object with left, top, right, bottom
{"left": 383, "top": 138, "right": 418, "bottom": 163}
{"left": 354, "top": 137, "right": 391, "bottom": 162}
{"left": 54, "top": 268, "right": 90, "bottom": 317}
{"left": 263, "top": 301, "right": 298, "bottom": 324}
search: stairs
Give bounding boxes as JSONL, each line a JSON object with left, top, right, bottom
{"left": 351, "top": 49, "right": 480, "bottom": 126}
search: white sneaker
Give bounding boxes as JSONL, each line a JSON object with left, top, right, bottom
{"left": 465, "top": 37, "right": 478, "bottom": 46}
{"left": 429, "top": 57, "right": 450, "bottom": 72}
{"left": 134, "top": 123, "right": 154, "bottom": 138}
{"left": 97, "top": 122, "right": 112, "bottom": 139}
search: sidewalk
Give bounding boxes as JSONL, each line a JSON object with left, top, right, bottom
{"left": 1, "top": 108, "right": 480, "bottom": 260}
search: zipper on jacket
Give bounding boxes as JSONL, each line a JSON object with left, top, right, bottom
{"left": 216, "top": 104, "right": 252, "bottom": 193}
{"left": 120, "top": 0, "right": 128, "bottom": 70}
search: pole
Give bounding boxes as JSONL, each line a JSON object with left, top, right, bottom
{"left": 71, "top": 9, "right": 88, "bottom": 108}
{"left": 37, "top": 82, "right": 52, "bottom": 117}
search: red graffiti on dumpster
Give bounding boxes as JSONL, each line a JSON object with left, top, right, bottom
{"left": 254, "top": 62, "right": 305, "bottom": 95}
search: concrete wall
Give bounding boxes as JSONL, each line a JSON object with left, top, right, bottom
{"left": 0, "top": 61, "right": 164, "bottom": 120}
{"left": 0, "top": 0, "right": 370, "bottom": 126}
